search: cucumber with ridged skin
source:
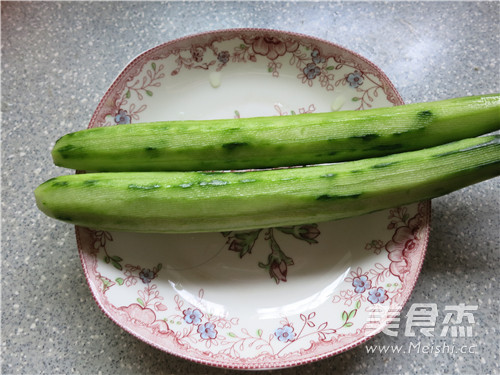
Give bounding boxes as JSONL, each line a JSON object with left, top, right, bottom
{"left": 36, "top": 135, "right": 500, "bottom": 233}
{"left": 52, "top": 94, "right": 500, "bottom": 172}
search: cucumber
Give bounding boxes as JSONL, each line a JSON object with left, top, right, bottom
{"left": 36, "top": 135, "right": 500, "bottom": 233}
{"left": 52, "top": 94, "right": 500, "bottom": 172}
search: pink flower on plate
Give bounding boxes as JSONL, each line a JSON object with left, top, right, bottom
{"left": 270, "top": 259, "right": 289, "bottom": 283}
{"left": 119, "top": 303, "right": 170, "bottom": 333}
{"left": 244, "top": 35, "right": 299, "bottom": 60}
{"left": 385, "top": 213, "right": 422, "bottom": 281}
{"left": 190, "top": 46, "right": 204, "bottom": 62}
{"left": 121, "top": 303, "right": 156, "bottom": 325}
{"left": 365, "top": 239, "right": 384, "bottom": 255}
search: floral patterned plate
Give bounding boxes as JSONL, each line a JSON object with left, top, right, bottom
{"left": 78, "top": 29, "right": 429, "bottom": 370}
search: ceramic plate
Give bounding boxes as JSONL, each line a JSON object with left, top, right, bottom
{"left": 77, "top": 29, "right": 430, "bottom": 370}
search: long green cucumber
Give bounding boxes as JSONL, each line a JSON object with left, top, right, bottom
{"left": 52, "top": 94, "right": 500, "bottom": 171}
{"left": 36, "top": 135, "right": 500, "bottom": 233}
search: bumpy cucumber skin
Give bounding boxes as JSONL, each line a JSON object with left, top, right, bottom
{"left": 52, "top": 94, "right": 500, "bottom": 171}
{"left": 37, "top": 136, "right": 500, "bottom": 233}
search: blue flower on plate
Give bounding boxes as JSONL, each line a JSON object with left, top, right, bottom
{"left": 183, "top": 308, "right": 203, "bottom": 325}
{"left": 367, "top": 287, "right": 389, "bottom": 304}
{"left": 352, "top": 275, "right": 372, "bottom": 294}
{"left": 115, "top": 109, "right": 131, "bottom": 124}
{"left": 275, "top": 325, "right": 295, "bottom": 343}
{"left": 217, "top": 50, "right": 230, "bottom": 64}
{"left": 198, "top": 322, "right": 217, "bottom": 340}
{"left": 346, "top": 71, "right": 364, "bottom": 88}
{"left": 139, "top": 268, "right": 155, "bottom": 284}
{"left": 303, "top": 62, "right": 321, "bottom": 80}
{"left": 311, "top": 49, "right": 325, "bottom": 64}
